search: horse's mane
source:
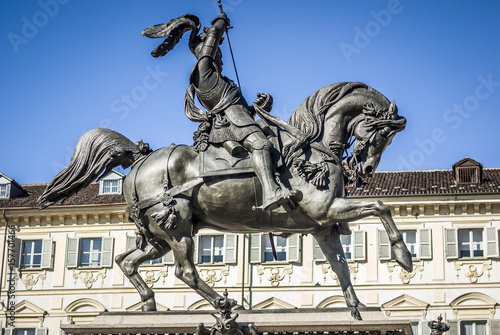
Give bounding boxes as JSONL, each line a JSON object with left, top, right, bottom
{"left": 284, "top": 82, "right": 368, "bottom": 164}
{"left": 288, "top": 82, "right": 368, "bottom": 142}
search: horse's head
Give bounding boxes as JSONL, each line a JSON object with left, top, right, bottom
{"left": 348, "top": 100, "right": 406, "bottom": 177}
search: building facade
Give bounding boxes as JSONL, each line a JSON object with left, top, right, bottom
{"left": 0, "top": 158, "right": 499, "bottom": 335}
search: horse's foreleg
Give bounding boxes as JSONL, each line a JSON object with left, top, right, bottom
{"left": 313, "top": 227, "right": 362, "bottom": 320}
{"left": 115, "top": 241, "right": 171, "bottom": 311}
{"left": 328, "top": 198, "right": 412, "bottom": 272}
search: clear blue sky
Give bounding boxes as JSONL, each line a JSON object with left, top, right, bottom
{"left": 1, "top": 0, "right": 499, "bottom": 184}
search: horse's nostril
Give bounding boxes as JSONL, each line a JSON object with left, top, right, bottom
{"left": 364, "top": 165, "right": 373, "bottom": 175}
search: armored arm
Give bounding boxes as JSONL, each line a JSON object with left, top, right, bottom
{"left": 198, "top": 15, "right": 228, "bottom": 60}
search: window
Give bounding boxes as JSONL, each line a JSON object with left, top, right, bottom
{"left": 200, "top": 235, "right": 224, "bottom": 263}
{"left": 445, "top": 226, "right": 499, "bottom": 259}
{"left": 0, "top": 183, "right": 10, "bottom": 198}
{"left": 401, "top": 230, "right": 417, "bottom": 258}
{"left": 20, "top": 239, "right": 53, "bottom": 269}
{"left": 98, "top": 171, "right": 124, "bottom": 195}
{"left": 460, "top": 321, "right": 487, "bottom": 335}
{"left": 4, "top": 329, "right": 47, "bottom": 335}
{"left": 263, "top": 235, "right": 287, "bottom": 262}
{"left": 250, "top": 233, "right": 300, "bottom": 263}
{"left": 195, "top": 234, "right": 237, "bottom": 264}
{"left": 16, "top": 330, "right": 35, "bottom": 335}
{"left": 459, "top": 229, "right": 484, "bottom": 258}
{"left": 457, "top": 167, "right": 479, "bottom": 184}
{"left": 22, "top": 241, "right": 42, "bottom": 269}
{"left": 80, "top": 238, "right": 102, "bottom": 267}
{"left": 410, "top": 322, "right": 419, "bottom": 335}
{"left": 379, "top": 229, "right": 432, "bottom": 261}
{"left": 102, "top": 180, "right": 120, "bottom": 194}
{"left": 66, "top": 237, "right": 114, "bottom": 268}
{"left": 313, "top": 231, "right": 366, "bottom": 262}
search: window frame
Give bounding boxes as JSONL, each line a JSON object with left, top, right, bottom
{"left": 379, "top": 228, "right": 432, "bottom": 261}
{"left": 194, "top": 234, "right": 237, "bottom": 265}
{"left": 66, "top": 237, "right": 114, "bottom": 268}
{"left": 445, "top": 226, "right": 499, "bottom": 260}
{"left": 250, "top": 233, "right": 301, "bottom": 264}
{"left": 313, "top": 230, "right": 366, "bottom": 262}
{"left": 19, "top": 238, "right": 53, "bottom": 270}
{"left": 459, "top": 320, "right": 488, "bottom": 335}
{"left": 0, "top": 183, "right": 11, "bottom": 198}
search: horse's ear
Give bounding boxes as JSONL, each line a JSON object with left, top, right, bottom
{"left": 388, "top": 100, "right": 398, "bottom": 119}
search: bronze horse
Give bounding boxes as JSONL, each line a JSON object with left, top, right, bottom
{"left": 38, "top": 82, "right": 410, "bottom": 320}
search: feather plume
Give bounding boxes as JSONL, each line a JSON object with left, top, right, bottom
{"left": 142, "top": 14, "right": 200, "bottom": 58}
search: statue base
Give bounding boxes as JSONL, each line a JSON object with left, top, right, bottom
{"left": 61, "top": 308, "right": 413, "bottom": 335}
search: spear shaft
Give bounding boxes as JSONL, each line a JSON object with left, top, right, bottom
{"left": 217, "top": 0, "right": 242, "bottom": 88}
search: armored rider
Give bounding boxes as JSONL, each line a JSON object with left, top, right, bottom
{"left": 184, "top": 12, "right": 291, "bottom": 210}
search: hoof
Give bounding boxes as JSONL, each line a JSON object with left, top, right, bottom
{"left": 351, "top": 307, "right": 363, "bottom": 321}
{"left": 141, "top": 298, "right": 157, "bottom": 312}
{"left": 338, "top": 222, "right": 352, "bottom": 235}
{"left": 393, "top": 244, "right": 413, "bottom": 272}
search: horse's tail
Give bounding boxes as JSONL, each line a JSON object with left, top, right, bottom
{"left": 38, "top": 128, "right": 152, "bottom": 209}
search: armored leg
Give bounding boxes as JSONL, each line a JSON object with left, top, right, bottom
{"left": 243, "top": 132, "right": 292, "bottom": 210}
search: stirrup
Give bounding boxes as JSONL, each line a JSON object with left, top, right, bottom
{"left": 253, "top": 189, "right": 296, "bottom": 211}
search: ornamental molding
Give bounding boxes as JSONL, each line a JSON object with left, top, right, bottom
{"left": 454, "top": 259, "right": 492, "bottom": 283}
{"left": 387, "top": 260, "right": 423, "bottom": 284}
{"left": 14, "top": 269, "right": 46, "bottom": 290}
{"left": 321, "top": 262, "right": 358, "bottom": 285}
{"left": 72, "top": 268, "right": 106, "bottom": 288}
{"left": 197, "top": 265, "right": 229, "bottom": 287}
{"left": 139, "top": 266, "right": 168, "bottom": 287}
{"left": 256, "top": 264, "right": 293, "bottom": 286}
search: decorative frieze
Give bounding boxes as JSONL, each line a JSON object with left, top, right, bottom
{"left": 139, "top": 266, "right": 169, "bottom": 287}
{"left": 14, "top": 269, "right": 47, "bottom": 290}
{"left": 454, "top": 259, "right": 492, "bottom": 283}
{"left": 256, "top": 264, "right": 293, "bottom": 286}
{"left": 387, "top": 260, "right": 423, "bottom": 284}
{"left": 73, "top": 268, "right": 106, "bottom": 288}
{"left": 197, "top": 266, "right": 229, "bottom": 287}
{"left": 321, "top": 262, "right": 358, "bottom": 285}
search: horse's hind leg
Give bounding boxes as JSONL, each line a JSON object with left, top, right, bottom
{"left": 313, "top": 227, "right": 363, "bottom": 320}
{"left": 155, "top": 198, "right": 228, "bottom": 308}
{"left": 115, "top": 240, "right": 171, "bottom": 311}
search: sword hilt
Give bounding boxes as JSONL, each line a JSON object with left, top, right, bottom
{"left": 217, "top": 0, "right": 224, "bottom": 14}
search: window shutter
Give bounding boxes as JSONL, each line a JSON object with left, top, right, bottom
{"left": 193, "top": 235, "right": 199, "bottom": 264}
{"left": 13, "top": 238, "right": 21, "bottom": 268}
{"left": 101, "top": 237, "right": 114, "bottom": 267}
{"left": 4, "top": 328, "right": 13, "bottom": 335}
{"left": 224, "top": 234, "right": 237, "bottom": 264}
{"left": 484, "top": 226, "right": 499, "bottom": 257}
{"left": 418, "top": 228, "right": 432, "bottom": 259}
{"left": 126, "top": 236, "right": 136, "bottom": 251}
{"left": 378, "top": 230, "right": 391, "bottom": 260}
{"left": 313, "top": 238, "right": 326, "bottom": 261}
{"left": 118, "top": 179, "right": 123, "bottom": 194}
{"left": 66, "top": 237, "right": 79, "bottom": 268}
{"left": 448, "top": 321, "right": 458, "bottom": 335}
{"left": 249, "top": 233, "right": 262, "bottom": 263}
{"left": 444, "top": 228, "right": 459, "bottom": 259}
{"left": 352, "top": 230, "right": 366, "bottom": 261}
{"left": 162, "top": 250, "right": 174, "bottom": 264}
{"left": 36, "top": 328, "right": 48, "bottom": 335}
{"left": 41, "top": 238, "right": 54, "bottom": 269}
{"left": 287, "top": 234, "right": 301, "bottom": 262}
{"left": 99, "top": 180, "right": 104, "bottom": 195}
{"left": 491, "top": 320, "right": 500, "bottom": 335}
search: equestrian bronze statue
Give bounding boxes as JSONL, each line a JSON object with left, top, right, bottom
{"left": 38, "top": 10, "right": 411, "bottom": 321}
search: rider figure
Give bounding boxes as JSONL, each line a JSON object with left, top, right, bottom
{"left": 184, "top": 13, "right": 291, "bottom": 210}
